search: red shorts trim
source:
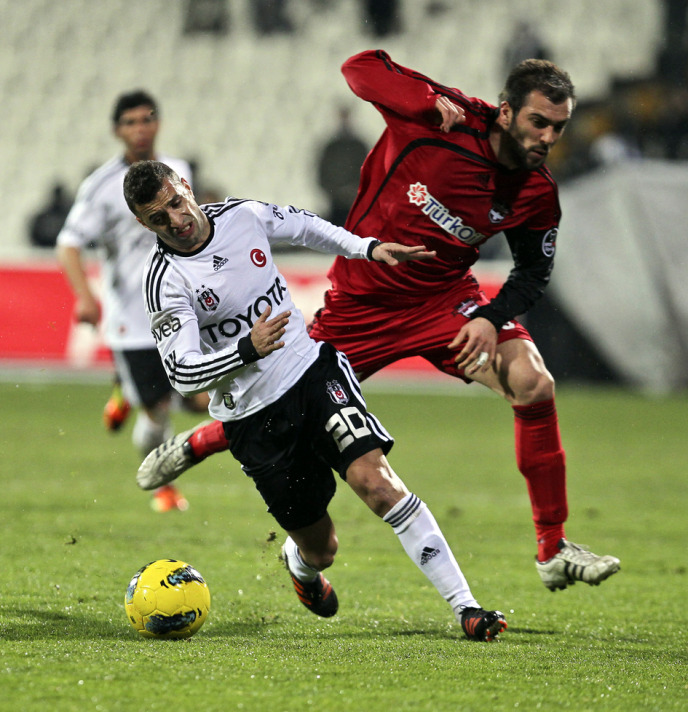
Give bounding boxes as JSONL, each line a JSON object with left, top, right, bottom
{"left": 308, "top": 277, "right": 532, "bottom": 383}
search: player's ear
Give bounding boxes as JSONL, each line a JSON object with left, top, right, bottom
{"left": 497, "top": 101, "right": 513, "bottom": 129}
{"left": 181, "top": 177, "right": 195, "bottom": 197}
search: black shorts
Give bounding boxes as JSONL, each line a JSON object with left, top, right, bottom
{"left": 112, "top": 348, "right": 174, "bottom": 409}
{"left": 223, "top": 343, "right": 394, "bottom": 531}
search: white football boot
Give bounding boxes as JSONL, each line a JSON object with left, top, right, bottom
{"left": 137, "top": 424, "right": 209, "bottom": 490}
{"left": 536, "top": 539, "right": 620, "bottom": 591}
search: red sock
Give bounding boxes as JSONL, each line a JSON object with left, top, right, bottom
{"left": 512, "top": 398, "right": 567, "bottom": 562}
{"left": 188, "top": 420, "right": 229, "bottom": 460}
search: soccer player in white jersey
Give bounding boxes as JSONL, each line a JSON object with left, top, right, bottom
{"left": 121, "top": 160, "right": 508, "bottom": 642}
{"left": 56, "top": 91, "right": 207, "bottom": 512}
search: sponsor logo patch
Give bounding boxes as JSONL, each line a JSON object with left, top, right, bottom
{"left": 151, "top": 316, "right": 181, "bottom": 343}
{"left": 407, "top": 182, "right": 486, "bottom": 245}
{"left": 199, "top": 277, "right": 288, "bottom": 343}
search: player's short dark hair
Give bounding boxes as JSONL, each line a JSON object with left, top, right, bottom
{"left": 123, "top": 161, "right": 177, "bottom": 214}
{"left": 112, "top": 90, "right": 159, "bottom": 124}
{"left": 499, "top": 60, "right": 576, "bottom": 115}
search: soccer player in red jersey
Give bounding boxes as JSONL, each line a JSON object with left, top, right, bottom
{"left": 139, "top": 50, "right": 620, "bottom": 591}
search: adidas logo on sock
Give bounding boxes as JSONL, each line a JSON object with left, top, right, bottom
{"left": 420, "top": 546, "right": 440, "bottom": 565}
{"left": 213, "top": 255, "right": 228, "bottom": 271}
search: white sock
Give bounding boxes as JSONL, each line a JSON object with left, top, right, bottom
{"left": 383, "top": 493, "right": 480, "bottom": 614}
{"left": 283, "top": 536, "right": 319, "bottom": 582}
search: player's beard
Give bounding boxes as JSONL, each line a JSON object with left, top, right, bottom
{"left": 502, "top": 125, "right": 548, "bottom": 171}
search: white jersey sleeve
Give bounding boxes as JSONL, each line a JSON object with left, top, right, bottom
{"left": 262, "top": 203, "right": 377, "bottom": 258}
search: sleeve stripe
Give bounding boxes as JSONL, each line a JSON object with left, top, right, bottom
{"left": 164, "top": 348, "right": 246, "bottom": 386}
{"left": 169, "top": 349, "right": 243, "bottom": 373}
{"left": 202, "top": 198, "right": 252, "bottom": 220}
{"left": 145, "top": 250, "right": 169, "bottom": 313}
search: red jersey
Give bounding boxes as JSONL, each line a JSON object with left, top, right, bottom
{"left": 328, "top": 50, "right": 561, "bottom": 329}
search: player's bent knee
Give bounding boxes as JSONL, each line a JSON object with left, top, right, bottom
{"left": 496, "top": 339, "right": 555, "bottom": 404}
{"left": 516, "top": 368, "right": 555, "bottom": 404}
{"left": 504, "top": 345, "right": 555, "bottom": 404}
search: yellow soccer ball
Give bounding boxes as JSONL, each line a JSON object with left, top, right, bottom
{"left": 124, "top": 559, "right": 211, "bottom": 639}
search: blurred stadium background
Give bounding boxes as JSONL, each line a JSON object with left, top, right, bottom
{"left": 2, "top": 0, "right": 686, "bottom": 392}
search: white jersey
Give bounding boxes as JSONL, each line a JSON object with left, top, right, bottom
{"left": 57, "top": 154, "right": 192, "bottom": 350}
{"left": 143, "top": 199, "right": 377, "bottom": 422}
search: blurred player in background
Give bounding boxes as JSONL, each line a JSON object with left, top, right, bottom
{"left": 140, "top": 51, "right": 620, "bottom": 590}
{"left": 56, "top": 90, "right": 207, "bottom": 512}
{"left": 123, "top": 159, "right": 507, "bottom": 641}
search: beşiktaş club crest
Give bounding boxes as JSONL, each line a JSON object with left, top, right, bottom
{"left": 196, "top": 284, "right": 220, "bottom": 312}
{"left": 326, "top": 380, "right": 349, "bottom": 405}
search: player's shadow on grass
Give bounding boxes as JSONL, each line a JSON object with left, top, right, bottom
{"left": 1, "top": 607, "right": 133, "bottom": 641}
{"left": 497, "top": 627, "right": 558, "bottom": 636}
{"left": 201, "top": 619, "right": 558, "bottom": 640}
{"left": 195, "top": 616, "right": 458, "bottom": 640}
{"left": 2, "top": 608, "right": 558, "bottom": 642}
{"left": 191, "top": 604, "right": 568, "bottom": 642}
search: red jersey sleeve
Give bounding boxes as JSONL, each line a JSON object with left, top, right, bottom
{"left": 341, "top": 50, "right": 439, "bottom": 124}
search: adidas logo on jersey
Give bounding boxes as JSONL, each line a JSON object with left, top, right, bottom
{"left": 420, "top": 546, "right": 440, "bottom": 565}
{"left": 213, "top": 255, "right": 228, "bottom": 271}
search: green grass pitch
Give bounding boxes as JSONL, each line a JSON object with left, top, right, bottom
{"left": 0, "top": 379, "right": 685, "bottom": 711}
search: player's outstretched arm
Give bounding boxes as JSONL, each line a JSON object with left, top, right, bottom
{"left": 371, "top": 243, "right": 436, "bottom": 266}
